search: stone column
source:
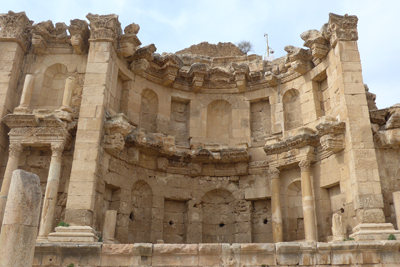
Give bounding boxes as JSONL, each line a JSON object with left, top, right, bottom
{"left": 270, "top": 167, "right": 283, "bottom": 243}
{"left": 37, "top": 143, "right": 64, "bottom": 240}
{"left": 65, "top": 13, "right": 121, "bottom": 227}
{"left": 0, "top": 170, "right": 41, "bottom": 267}
{"left": 102, "top": 210, "right": 117, "bottom": 243}
{"left": 393, "top": 191, "right": 400, "bottom": 230}
{"left": 299, "top": 160, "right": 317, "bottom": 242}
{"left": 60, "top": 76, "right": 76, "bottom": 112}
{"left": 14, "top": 74, "right": 35, "bottom": 114}
{"left": 0, "top": 143, "right": 23, "bottom": 227}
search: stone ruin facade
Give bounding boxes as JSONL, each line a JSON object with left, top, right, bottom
{"left": 1, "top": 10, "right": 400, "bottom": 266}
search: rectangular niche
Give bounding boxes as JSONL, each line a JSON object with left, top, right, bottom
{"left": 170, "top": 98, "right": 190, "bottom": 147}
{"left": 163, "top": 199, "right": 187, "bottom": 243}
{"left": 313, "top": 71, "right": 329, "bottom": 117}
{"left": 251, "top": 199, "right": 273, "bottom": 243}
{"left": 250, "top": 99, "right": 271, "bottom": 145}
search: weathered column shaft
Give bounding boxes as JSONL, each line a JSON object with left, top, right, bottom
{"left": 103, "top": 210, "right": 117, "bottom": 243}
{"left": 0, "top": 170, "right": 41, "bottom": 267}
{"left": 0, "top": 143, "right": 23, "bottom": 227}
{"left": 270, "top": 168, "right": 283, "bottom": 243}
{"left": 299, "top": 160, "right": 317, "bottom": 242}
{"left": 18, "top": 74, "right": 35, "bottom": 108}
{"left": 38, "top": 143, "right": 64, "bottom": 239}
{"left": 60, "top": 76, "right": 75, "bottom": 110}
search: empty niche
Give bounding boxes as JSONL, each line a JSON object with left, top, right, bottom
{"left": 34, "top": 63, "right": 68, "bottom": 109}
{"left": 283, "top": 89, "right": 302, "bottom": 131}
{"left": 128, "top": 181, "right": 153, "bottom": 243}
{"left": 314, "top": 71, "right": 330, "bottom": 117}
{"left": 201, "top": 189, "right": 235, "bottom": 243}
{"left": 170, "top": 98, "right": 190, "bottom": 146}
{"left": 107, "top": 75, "right": 123, "bottom": 114}
{"left": 163, "top": 199, "right": 187, "bottom": 243}
{"left": 251, "top": 199, "right": 272, "bottom": 243}
{"left": 206, "top": 100, "right": 232, "bottom": 141}
{"left": 250, "top": 99, "right": 271, "bottom": 144}
{"left": 97, "top": 184, "right": 120, "bottom": 235}
{"left": 140, "top": 89, "right": 158, "bottom": 132}
{"left": 285, "top": 180, "right": 304, "bottom": 241}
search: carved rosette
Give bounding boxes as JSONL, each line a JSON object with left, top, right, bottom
{"left": 0, "top": 11, "right": 32, "bottom": 51}
{"left": 324, "top": 13, "right": 358, "bottom": 47}
{"left": 269, "top": 167, "right": 280, "bottom": 180}
{"left": 51, "top": 143, "right": 65, "bottom": 158}
{"left": 299, "top": 160, "right": 311, "bottom": 172}
{"left": 8, "top": 143, "right": 23, "bottom": 158}
{"left": 86, "top": 13, "right": 122, "bottom": 47}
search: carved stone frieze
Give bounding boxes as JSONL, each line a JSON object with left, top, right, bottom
{"left": 323, "top": 13, "right": 358, "bottom": 47}
{"left": 2, "top": 114, "right": 39, "bottom": 128}
{"left": 68, "top": 19, "right": 90, "bottom": 54}
{"left": 86, "top": 13, "right": 122, "bottom": 46}
{"left": 0, "top": 11, "right": 32, "bottom": 51}
{"left": 263, "top": 131, "right": 319, "bottom": 155}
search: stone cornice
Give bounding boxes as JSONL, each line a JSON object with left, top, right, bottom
{"left": 263, "top": 132, "right": 319, "bottom": 156}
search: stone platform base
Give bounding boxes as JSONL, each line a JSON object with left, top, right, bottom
{"left": 349, "top": 223, "right": 400, "bottom": 241}
{"left": 47, "top": 226, "right": 98, "bottom": 242}
{"left": 33, "top": 241, "right": 400, "bottom": 266}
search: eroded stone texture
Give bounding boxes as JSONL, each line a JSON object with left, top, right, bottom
{"left": 0, "top": 11, "right": 400, "bottom": 267}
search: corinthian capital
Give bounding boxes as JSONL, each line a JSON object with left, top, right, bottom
{"left": 0, "top": 11, "right": 33, "bottom": 51}
{"left": 51, "top": 143, "right": 65, "bottom": 158}
{"left": 269, "top": 167, "right": 280, "bottom": 179}
{"left": 86, "top": 13, "right": 121, "bottom": 46}
{"left": 323, "top": 13, "right": 358, "bottom": 47}
{"left": 299, "top": 160, "right": 311, "bottom": 172}
{"left": 8, "top": 143, "right": 23, "bottom": 157}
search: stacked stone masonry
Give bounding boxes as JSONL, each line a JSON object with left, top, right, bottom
{"left": 1, "top": 10, "right": 400, "bottom": 266}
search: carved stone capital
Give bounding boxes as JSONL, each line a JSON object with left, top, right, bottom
{"left": 0, "top": 11, "right": 32, "bottom": 51}
{"left": 9, "top": 143, "right": 23, "bottom": 157}
{"left": 299, "top": 160, "right": 311, "bottom": 172}
{"left": 269, "top": 167, "right": 280, "bottom": 179}
{"left": 86, "top": 13, "right": 121, "bottom": 46}
{"left": 51, "top": 143, "right": 65, "bottom": 157}
{"left": 324, "top": 13, "right": 358, "bottom": 47}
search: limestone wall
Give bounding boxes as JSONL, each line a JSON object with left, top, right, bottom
{"left": 33, "top": 241, "right": 400, "bottom": 266}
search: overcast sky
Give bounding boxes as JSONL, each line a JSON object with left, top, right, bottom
{"left": 2, "top": 0, "right": 399, "bottom": 109}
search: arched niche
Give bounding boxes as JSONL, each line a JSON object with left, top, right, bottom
{"left": 283, "top": 89, "right": 303, "bottom": 131}
{"left": 34, "top": 63, "right": 68, "bottom": 109}
{"left": 201, "top": 189, "right": 235, "bottom": 243}
{"left": 285, "top": 180, "right": 304, "bottom": 241}
{"left": 139, "top": 89, "right": 158, "bottom": 132}
{"left": 206, "top": 100, "right": 232, "bottom": 141}
{"left": 128, "top": 181, "right": 153, "bottom": 243}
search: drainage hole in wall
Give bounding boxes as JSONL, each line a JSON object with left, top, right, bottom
{"left": 219, "top": 223, "right": 225, "bottom": 227}
{"left": 340, "top": 208, "right": 345, "bottom": 213}
{"left": 169, "top": 221, "right": 173, "bottom": 225}
{"left": 129, "top": 212, "right": 134, "bottom": 221}
{"left": 263, "top": 219, "right": 268, "bottom": 224}
{"left": 49, "top": 259, "right": 53, "bottom": 262}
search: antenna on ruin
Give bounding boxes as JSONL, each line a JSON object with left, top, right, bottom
{"left": 264, "top": 33, "right": 275, "bottom": 61}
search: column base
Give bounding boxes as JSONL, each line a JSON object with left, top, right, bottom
{"left": 36, "top": 236, "right": 50, "bottom": 243}
{"left": 48, "top": 226, "right": 99, "bottom": 242}
{"left": 349, "top": 223, "right": 400, "bottom": 241}
{"left": 13, "top": 106, "right": 31, "bottom": 115}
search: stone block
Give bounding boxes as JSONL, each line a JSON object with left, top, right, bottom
{"left": 240, "top": 243, "right": 276, "bottom": 266}
{"left": 152, "top": 244, "right": 199, "bottom": 266}
{"left": 276, "top": 242, "right": 300, "bottom": 265}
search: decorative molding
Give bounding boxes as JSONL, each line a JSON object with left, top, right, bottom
{"left": 0, "top": 11, "right": 32, "bottom": 51}
{"left": 299, "top": 160, "right": 311, "bottom": 172}
{"left": 86, "top": 13, "right": 121, "bottom": 47}
{"left": 324, "top": 13, "right": 358, "bottom": 47}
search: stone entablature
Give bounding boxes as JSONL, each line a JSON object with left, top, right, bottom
{"left": 1, "top": 10, "right": 400, "bottom": 265}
